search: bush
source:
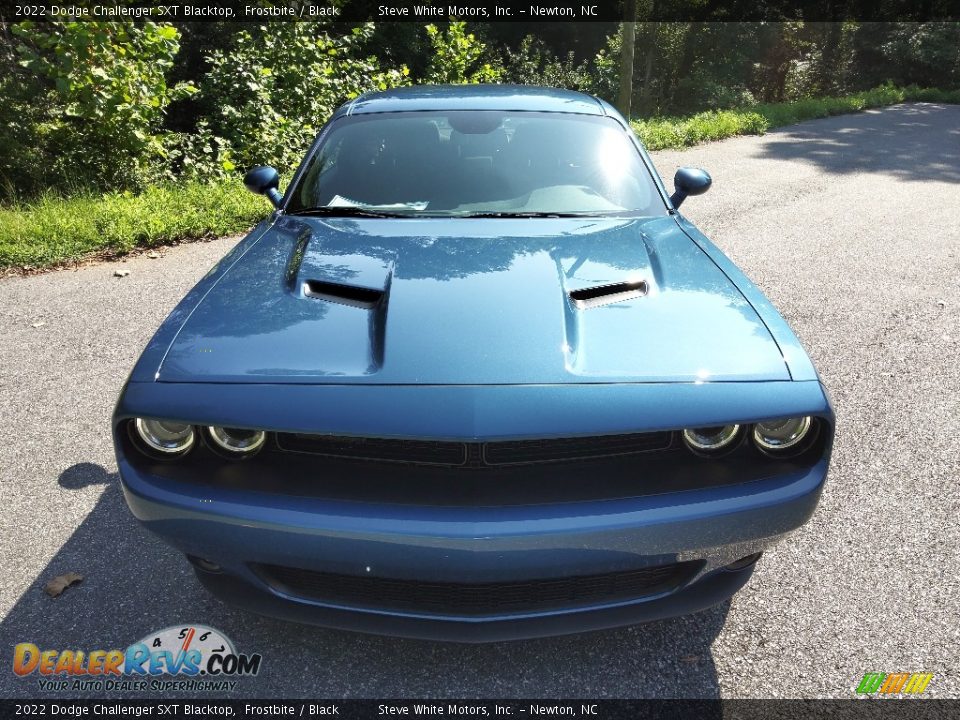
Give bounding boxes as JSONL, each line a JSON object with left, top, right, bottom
{"left": 424, "top": 22, "right": 502, "bottom": 84}
{"left": 634, "top": 110, "right": 769, "bottom": 149}
{"left": 631, "top": 84, "right": 960, "bottom": 150}
{"left": 500, "top": 36, "right": 594, "bottom": 92}
{"left": 3, "top": 22, "right": 194, "bottom": 196}
{"left": 200, "top": 23, "right": 411, "bottom": 174}
{"left": 900, "top": 85, "right": 960, "bottom": 104}
{"left": 590, "top": 31, "right": 621, "bottom": 104}
{"left": 673, "top": 75, "right": 756, "bottom": 113}
{"left": 879, "top": 23, "right": 960, "bottom": 89}
{"left": 159, "top": 122, "right": 237, "bottom": 183}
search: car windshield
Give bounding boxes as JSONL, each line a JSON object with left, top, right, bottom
{"left": 286, "top": 111, "right": 667, "bottom": 217}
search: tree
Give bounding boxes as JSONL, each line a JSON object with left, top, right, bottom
{"left": 200, "top": 23, "right": 410, "bottom": 172}
{"left": 424, "top": 22, "right": 502, "bottom": 84}
{"left": 618, "top": 0, "right": 638, "bottom": 117}
{"left": 4, "top": 21, "right": 193, "bottom": 193}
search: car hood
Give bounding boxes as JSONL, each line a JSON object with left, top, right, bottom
{"left": 157, "top": 215, "right": 789, "bottom": 384}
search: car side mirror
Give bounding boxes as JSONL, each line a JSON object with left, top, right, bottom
{"left": 670, "top": 167, "right": 712, "bottom": 209}
{"left": 244, "top": 165, "right": 283, "bottom": 208}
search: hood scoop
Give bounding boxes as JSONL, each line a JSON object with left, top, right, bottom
{"left": 157, "top": 215, "right": 791, "bottom": 385}
{"left": 303, "top": 280, "right": 384, "bottom": 309}
{"left": 569, "top": 280, "right": 648, "bottom": 310}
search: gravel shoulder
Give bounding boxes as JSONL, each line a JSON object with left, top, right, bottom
{"left": 1, "top": 103, "right": 958, "bottom": 699}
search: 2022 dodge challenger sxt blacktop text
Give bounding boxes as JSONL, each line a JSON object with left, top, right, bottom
{"left": 114, "top": 85, "right": 833, "bottom": 641}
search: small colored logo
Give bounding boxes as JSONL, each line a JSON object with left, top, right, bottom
{"left": 12, "top": 624, "right": 262, "bottom": 692}
{"left": 856, "top": 672, "right": 933, "bottom": 695}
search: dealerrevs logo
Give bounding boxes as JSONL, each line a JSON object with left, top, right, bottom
{"left": 13, "top": 625, "right": 262, "bottom": 692}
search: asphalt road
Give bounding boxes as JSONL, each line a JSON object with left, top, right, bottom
{"left": 1, "top": 103, "right": 958, "bottom": 699}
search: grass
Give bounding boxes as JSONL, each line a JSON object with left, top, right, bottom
{"left": 631, "top": 84, "right": 960, "bottom": 151}
{"left": 0, "top": 180, "right": 268, "bottom": 270}
{"left": 2, "top": 83, "right": 958, "bottom": 271}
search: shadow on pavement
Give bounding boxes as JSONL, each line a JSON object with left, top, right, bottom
{"left": 0, "top": 463, "right": 731, "bottom": 699}
{"left": 756, "top": 103, "right": 960, "bottom": 182}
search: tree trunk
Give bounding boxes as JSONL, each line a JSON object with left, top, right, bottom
{"left": 670, "top": 22, "right": 702, "bottom": 111}
{"left": 639, "top": 27, "right": 656, "bottom": 116}
{"left": 617, "top": 0, "right": 637, "bottom": 119}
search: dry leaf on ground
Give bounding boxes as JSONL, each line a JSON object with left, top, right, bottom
{"left": 44, "top": 572, "right": 83, "bottom": 598}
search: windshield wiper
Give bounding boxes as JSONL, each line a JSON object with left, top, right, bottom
{"left": 289, "top": 206, "right": 410, "bottom": 218}
{"left": 291, "top": 207, "right": 606, "bottom": 219}
{"left": 455, "top": 211, "right": 594, "bottom": 219}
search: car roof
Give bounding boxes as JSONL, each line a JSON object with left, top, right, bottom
{"left": 334, "top": 84, "right": 611, "bottom": 118}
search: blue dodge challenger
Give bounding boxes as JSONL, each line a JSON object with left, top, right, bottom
{"left": 114, "top": 85, "right": 833, "bottom": 641}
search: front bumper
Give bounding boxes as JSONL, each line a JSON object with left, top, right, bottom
{"left": 193, "top": 560, "right": 759, "bottom": 643}
{"left": 118, "top": 454, "right": 828, "bottom": 641}
{"left": 116, "top": 379, "right": 832, "bottom": 640}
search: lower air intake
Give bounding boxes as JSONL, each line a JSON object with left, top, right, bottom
{"left": 255, "top": 561, "right": 702, "bottom": 615}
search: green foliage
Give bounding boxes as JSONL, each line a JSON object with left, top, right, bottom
{"left": 201, "top": 23, "right": 410, "bottom": 173}
{"left": 753, "top": 82, "right": 905, "bottom": 127}
{"left": 879, "top": 23, "right": 960, "bottom": 88}
{"left": 159, "top": 121, "right": 237, "bottom": 182}
{"left": 4, "top": 18, "right": 958, "bottom": 200}
{"left": 424, "top": 22, "right": 502, "bottom": 84}
{"left": 662, "top": 24, "right": 760, "bottom": 114}
{"left": 634, "top": 109, "right": 769, "bottom": 149}
{"left": 2, "top": 15, "right": 959, "bottom": 271}
{"left": 4, "top": 21, "right": 193, "bottom": 194}
{"left": 591, "top": 31, "right": 621, "bottom": 103}
{"left": 501, "top": 36, "right": 594, "bottom": 91}
{"left": 500, "top": 34, "right": 627, "bottom": 99}
{"left": 3, "top": 82, "right": 959, "bottom": 270}
{"left": 904, "top": 86, "right": 960, "bottom": 103}
{"left": 631, "top": 84, "right": 960, "bottom": 151}
{"left": 0, "top": 181, "right": 267, "bottom": 268}
{"left": 616, "top": 21, "right": 940, "bottom": 118}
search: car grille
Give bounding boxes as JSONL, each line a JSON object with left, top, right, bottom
{"left": 275, "top": 431, "right": 673, "bottom": 467}
{"left": 483, "top": 433, "right": 672, "bottom": 465}
{"left": 254, "top": 561, "right": 701, "bottom": 615}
